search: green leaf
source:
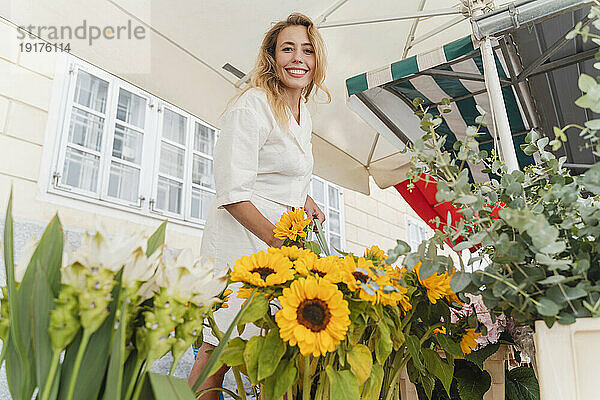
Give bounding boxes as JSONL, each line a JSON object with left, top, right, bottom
{"left": 243, "top": 335, "right": 263, "bottom": 385}
{"left": 506, "top": 366, "right": 540, "bottom": 400}
{"left": 257, "top": 327, "right": 286, "bottom": 380}
{"left": 582, "top": 163, "right": 600, "bottom": 195}
{"left": 456, "top": 195, "right": 478, "bottom": 205}
{"left": 421, "top": 348, "right": 454, "bottom": 395}
{"left": 32, "top": 267, "right": 55, "bottom": 395}
{"left": 579, "top": 74, "right": 597, "bottom": 92}
{"left": 146, "top": 220, "right": 167, "bottom": 256}
{"left": 434, "top": 334, "right": 464, "bottom": 358}
{"left": 538, "top": 275, "right": 566, "bottom": 285}
{"left": 4, "top": 190, "right": 35, "bottom": 400}
{"left": 305, "top": 240, "right": 321, "bottom": 256}
{"left": 405, "top": 335, "right": 425, "bottom": 373}
{"left": 464, "top": 343, "right": 499, "bottom": 370}
{"left": 147, "top": 372, "right": 196, "bottom": 400}
{"left": 326, "top": 366, "right": 360, "bottom": 400}
{"left": 450, "top": 272, "right": 471, "bottom": 293}
{"left": 536, "top": 298, "right": 560, "bottom": 317}
{"left": 374, "top": 323, "right": 393, "bottom": 364}
{"left": 347, "top": 344, "right": 372, "bottom": 385}
{"left": 103, "top": 293, "right": 128, "bottom": 400}
{"left": 237, "top": 292, "right": 268, "bottom": 326}
{"left": 455, "top": 360, "right": 492, "bottom": 400}
{"left": 361, "top": 363, "right": 384, "bottom": 400}
{"left": 419, "top": 374, "right": 436, "bottom": 399}
{"left": 220, "top": 337, "right": 246, "bottom": 367}
{"left": 263, "top": 357, "right": 298, "bottom": 400}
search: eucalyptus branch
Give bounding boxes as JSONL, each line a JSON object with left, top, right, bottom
{"left": 476, "top": 270, "right": 541, "bottom": 306}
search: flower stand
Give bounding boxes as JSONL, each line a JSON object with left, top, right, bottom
{"left": 534, "top": 318, "right": 600, "bottom": 400}
{"left": 398, "top": 345, "right": 511, "bottom": 400}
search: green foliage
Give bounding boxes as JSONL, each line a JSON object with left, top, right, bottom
{"left": 505, "top": 366, "right": 540, "bottom": 400}
{"left": 407, "top": 53, "right": 600, "bottom": 328}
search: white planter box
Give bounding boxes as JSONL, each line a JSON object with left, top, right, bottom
{"left": 534, "top": 318, "right": 600, "bottom": 400}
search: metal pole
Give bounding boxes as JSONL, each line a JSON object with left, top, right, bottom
{"left": 318, "top": 8, "right": 462, "bottom": 29}
{"left": 481, "top": 38, "right": 520, "bottom": 172}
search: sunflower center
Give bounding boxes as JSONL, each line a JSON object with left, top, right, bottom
{"left": 297, "top": 299, "right": 331, "bottom": 332}
{"left": 352, "top": 271, "right": 369, "bottom": 283}
{"left": 251, "top": 267, "right": 275, "bottom": 281}
{"left": 311, "top": 269, "right": 327, "bottom": 278}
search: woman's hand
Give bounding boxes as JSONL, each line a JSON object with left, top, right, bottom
{"left": 304, "top": 195, "right": 325, "bottom": 229}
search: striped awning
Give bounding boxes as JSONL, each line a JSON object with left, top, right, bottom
{"left": 346, "top": 35, "right": 535, "bottom": 182}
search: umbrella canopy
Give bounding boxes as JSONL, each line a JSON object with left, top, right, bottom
{"left": 346, "top": 34, "right": 534, "bottom": 183}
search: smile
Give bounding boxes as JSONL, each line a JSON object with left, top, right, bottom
{"left": 285, "top": 68, "right": 308, "bottom": 77}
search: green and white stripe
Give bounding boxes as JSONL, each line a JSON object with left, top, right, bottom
{"left": 346, "top": 35, "right": 534, "bottom": 182}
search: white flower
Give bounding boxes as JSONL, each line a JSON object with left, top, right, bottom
{"left": 154, "top": 248, "right": 226, "bottom": 306}
{"left": 15, "top": 236, "right": 38, "bottom": 283}
{"left": 122, "top": 244, "right": 160, "bottom": 288}
{"left": 71, "top": 229, "right": 144, "bottom": 273}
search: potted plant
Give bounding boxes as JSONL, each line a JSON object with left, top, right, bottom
{"left": 402, "top": 12, "right": 600, "bottom": 396}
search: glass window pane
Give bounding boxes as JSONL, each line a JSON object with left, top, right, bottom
{"left": 61, "top": 147, "right": 99, "bottom": 192}
{"left": 191, "top": 188, "right": 214, "bottom": 220}
{"left": 328, "top": 186, "right": 340, "bottom": 209}
{"left": 159, "top": 142, "right": 185, "bottom": 178}
{"left": 162, "top": 108, "right": 186, "bottom": 145}
{"left": 108, "top": 162, "right": 140, "bottom": 202}
{"left": 328, "top": 210, "right": 340, "bottom": 234}
{"left": 194, "top": 123, "right": 216, "bottom": 155}
{"left": 73, "top": 70, "right": 108, "bottom": 113}
{"left": 192, "top": 155, "right": 215, "bottom": 189}
{"left": 68, "top": 107, "right": 105, "bottom": 151}
{"left": 312, "top": 179, "right": 325, "bottom": 204}
{"left": 116, "top": 89, "right": 146, "bottom": 128}
{"left": 156, "top": 177, "right": 182, "bottom": 214}
{"left": 329, "top": 233, "right": 342, "bottom": 256}
{"left": 112, "top": 124, "right": 143, "bottom": 164}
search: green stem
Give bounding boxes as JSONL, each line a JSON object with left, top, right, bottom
{"left": 65, "top": 329, "right": 92, "bottom": 400}
{"left": 232, "top": 367, "right": 247, "bottom": 400}
{"left": 385, "top": 353, "right": 411, "bottom": 400}
{"left": 124, "top": 356, "right": 145, "bottom": 400}
{"left": 40, "top": 351, "right": 61, "bottom": 400}
{"left": 476, "top": 270, "right": 541, "bottom": 306}
{"left": 169, "top": 354, "right": 181, "bottom": 376}
{"left": 196, "top": 387, "right": 241, "bottom": 399}
{"left": 302, "top": 356, "right": 312, "bottom": 400}
{"left": 131, "top": 364, "right": 148, "bottom": 400}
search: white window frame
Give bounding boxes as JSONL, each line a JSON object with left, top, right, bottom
{"left": 309, "top": 176, "right": 346, "bottom": 256}
{"left": 405, "top": 215, "right": 431, "bottom": 252}
{"left": 45, "top": 54, "right": 218, "bottom": 228}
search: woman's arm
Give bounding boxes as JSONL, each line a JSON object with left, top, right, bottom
{"left": 223, "top": 201, "right": 284, "bottom": 248}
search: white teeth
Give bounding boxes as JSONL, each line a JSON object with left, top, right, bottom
{"left": 287, "top": 69, "right": 307, "bottom": 75}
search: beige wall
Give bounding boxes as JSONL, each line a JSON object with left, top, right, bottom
{"left": 343, "top": 177, "right": 425, "bottom": 256}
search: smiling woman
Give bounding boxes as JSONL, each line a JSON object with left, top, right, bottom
{"left": 188, "top": 12, "right": 332, "bottom": 399}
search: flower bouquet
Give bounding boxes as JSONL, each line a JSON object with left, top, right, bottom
{"left": 193, "top": 207, "right": 502, "bottom": 400}
{"left": 0, "top": 192, "right": 226, "bottom": 400}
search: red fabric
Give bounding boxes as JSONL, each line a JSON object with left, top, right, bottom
{"left": 394, "top": 174, "right": 507, "bottom": 253}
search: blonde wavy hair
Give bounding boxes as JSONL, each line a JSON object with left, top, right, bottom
{"left": 229, "top": 13, "right": 331, "bottom": 130}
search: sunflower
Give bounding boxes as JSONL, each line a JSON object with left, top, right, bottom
{"left": 364, "top": 245, "right": 388, "bottom": 265}
{"left": 340, "top": 256, "right": 378, "bottom": 291}
{"left": 230, "top": 251, "right": 294, "bottom": 287}
{"left": 273, "top": 208, "right": 312, "bottom": 241}
{"left": 459, "top": 328, "right": 481, "bottom": 354}
{"left": 413, "top": 262, "right": 454, "bottom": 304}
{"left": 295, "top": 255, "right": 344, "bottom": 283}
{"left": 276, "top": 276, "right": 350, "bottom": 357}
{"left": 269, "top": 245, "right": 316, "bottom": 266}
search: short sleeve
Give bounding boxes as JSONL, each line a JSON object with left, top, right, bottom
{"left": 213, "top": 107, "right": 263, "bottom": 208}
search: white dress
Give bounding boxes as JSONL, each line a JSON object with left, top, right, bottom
{"left": 200, "top": 88, "right": 314, "bottom": 344}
